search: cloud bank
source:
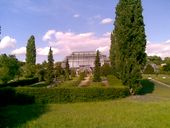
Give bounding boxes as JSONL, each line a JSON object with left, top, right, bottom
{"left": 146, "top": 40, "right": 170, "bottom": 59}
{"left": 10, "top": 29, "right": 170, "bottom": 62}
{"left": 0, "top": 36, "right": 16, "bottom": 49}
{"left": 101, "top": 18, "right": 113, "bottom": 24}
{"left": 43, "top": 30, "right": 110, "bottom": 57}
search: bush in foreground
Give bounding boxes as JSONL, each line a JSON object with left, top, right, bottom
{"left": 0, "top": 77, "right": 39, "bottom": 87}
{"left": 15, "top": 87, "right": 129, "bottom": 104}
{"left": 0, "top": 87, "right": 35, "bottom": 106}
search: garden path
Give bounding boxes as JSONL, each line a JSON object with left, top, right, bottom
{"left": 79, "top": 76, "right": 90, "bottom": 87}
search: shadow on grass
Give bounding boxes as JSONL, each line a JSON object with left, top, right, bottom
{"left": 0, "top": 104, "right": 48, "bottom": 128}
{"left": 0, "top": 87, "right": 35, "bottom": 106}
{"left": 0, "top": 87, "right": 48, "bottom": 127}
{"left": 139, "top": 79, "right": 155, "bottom": 95}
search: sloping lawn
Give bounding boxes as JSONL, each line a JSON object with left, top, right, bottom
{"left": 1, "top": 80, "right": 170, "bottom": 128}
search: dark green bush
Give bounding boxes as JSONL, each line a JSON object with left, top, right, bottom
{"left": 15, "top": 87, "right": 129, "bottom": 104}
{"left": 139, "top": 79, "right": 155, "bottom": 95}
{"left": 0, "top": 87, "right": 15, "bottom": 106}
{"left": 0, "top": 77, "right": 39, "bottom": 87}
{"left": 0, "top": 87, "right": 35, "bottom": 106}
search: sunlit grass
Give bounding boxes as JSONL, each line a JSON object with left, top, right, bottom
{"left": 2, "top": 97, "right": 170, "bottom": 128}
{"left": 1, "top": 76, "right": 170, "bottom": 128}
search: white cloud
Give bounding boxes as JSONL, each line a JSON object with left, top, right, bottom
{"left": 11, "top": 46, "right": 59, "bottom": 56}
{"left": 37, "top": 47, "right": 59, "bottom": 56}
{"left": 146, "top": 40, "right": 170, "bottom": 58}
{"left": 42, "top": 30, "right": 56, "bottom": 41}
{"left": 103, "top": 32, "right": 111, "bottom": 37}
{"left": 101, "top": 18, "right": 113, "bottom": 24}
{"left": 42, "top": 30, "right": 110, "bottom": 57}
{"left": 73, "top": 14, "right": 80, "bottom": 18}
{"left": 96, "top": 46, "right": 109, "bottom": 53}
{"left": 166, "top": 40, "right": 170, "bottom": 43}
{"left": 11, "top": 47, "right": 26, "bottom": 55}
{"left": 0, "top": 36, "right": 16, "bottom": 49}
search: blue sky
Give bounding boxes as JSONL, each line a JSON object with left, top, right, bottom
{"left": 1, "top": 0, "right": 170, "bottom": 63}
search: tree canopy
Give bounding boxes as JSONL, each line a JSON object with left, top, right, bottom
{"left": 0, "top": 54, "right": 20, "bottom": 84}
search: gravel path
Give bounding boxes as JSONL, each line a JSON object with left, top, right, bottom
{"left": 79, "top": 76, "right": 90, "bottom": 87}
{"left": 102, "top": 80, "right": 109, "bottom": 87}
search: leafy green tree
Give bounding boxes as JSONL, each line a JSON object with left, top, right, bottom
{"left": 101, "top": 63, "right": 112, "bottom": 77}
{"left": 143, "top": 64, "right": 154, "bottom": 74}
{"left": 46, "top": 47, "right": 54, "bottom": 84}
{"left": 36, "top": 64, "right": 46, "bottom": 81}
{"left": 93, "top": 50, "right": 101, "bottom": 82}
{"left": 54, "top": 62, "right": 64, "bottom": 78}
{"left": 65, "top": 58, "right": 70, "bottom": 80}
{"left": 110, "top": 0, "right": 146, "bottom": 94}
{"left": 163, "top": 64, "right": 170, "bottom": 72}
{"left": 147, "top": 56, "right": 162, "bottom": 65}
{"left": 25, "top": 35, "right": 36, "bottom": 78}
{"left": 163, "top": 57, "right": 170, "bottom": 64}
{"left": 0, "top": 54, "right": 20, "bottom": 84}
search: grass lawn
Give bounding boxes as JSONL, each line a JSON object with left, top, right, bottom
{"left": 107, "top": 75, "right": 124, "bottom": 87}
{"left": 1, "top": 80, "right": 170, "bottom": 128}
{"left": 143, "top": 74, "right": 170, "bottom": 85}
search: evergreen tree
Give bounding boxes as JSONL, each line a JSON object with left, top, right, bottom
{"left": 46, "top": 47, "right": 54, "bottom": 84}
{"left": 93, "top": 50, "right": 101, "bottom": 82}
{"left": 65, "top": 58, "right": 70, "bottom": 80}
{"left": 26, "top": 35, "right": 36, "bottom": 65}
{"left": 110, "top": 0, "right": 146, "bottom": 94}
{"left": 25, "top": 35, "right": 36, "bottom": 78}
{"left": 143, "top": 64, "right": 154, "bottom": 74}
{"left": 110, "top": 31, "right": 121, "bottom": 78}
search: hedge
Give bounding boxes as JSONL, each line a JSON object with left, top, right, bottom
{"left": 0, "top": 87, "right": 34, "bottom": 106}
{"left": 0, "top": 77, "right": 39, "bottom": 87}
{"left": 15, "top": 86, "right": 129, "bottom": 104}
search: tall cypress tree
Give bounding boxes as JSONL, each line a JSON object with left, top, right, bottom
{"left": 110, "top": 0, "right": 146, "bottom": 94}
{"left": 65, "top": 58, "right": 70, "bottom": 80}
{"left": 26, "top": 35, "right": 36, "bottom": 65}
{"left": 93, "top": 50, "right": 101, "bottom": 82}
{"left": 46, "top": 47, "right": 54, "bottom": 84}
{"left": 25, "top": 35, "right": 36, "bottom": 78}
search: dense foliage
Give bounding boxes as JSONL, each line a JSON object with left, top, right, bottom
{"left": 143, "top": 64, "right": 155, "bottom": 74}
{"left": 147, "top": 56, "right": 162, "bottom": 65}
{"left": 0, "top": 77, "right": 39, "bottom": 87}
{"left": 13, "top": 87, "right": 129, "bottom": 104}
{"left": 93, "top": 50, "right": 101, "bottom": 82}
{"left": 0, "top": 54, "right": 20, "bottom": 84}
{"left": 0, "top": 87, "right": 34, "bottom": 106}
{"left": 26, "top": 35, "right": 36, "bottom": 65}
{"left": 101, "top": 63, "right": 112, "bottom": 76}
{"left": 110, "top": 0, "right": 146, "bottom": 94}
{"left": 25, "top": 35, "right": 36, "bottom": 78}
{"left": 46, "top": 47, "right": 54, "bottom": 84}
